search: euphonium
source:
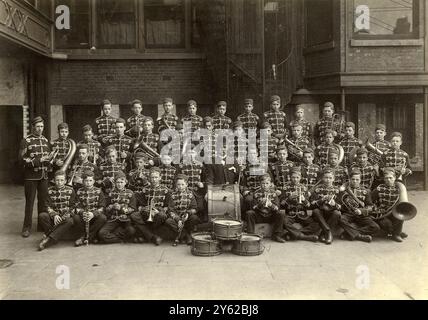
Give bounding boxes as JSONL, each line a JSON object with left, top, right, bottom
{"left": 334, "top": 143, "right": 345, "bottom": 164}
{"left": 339, "top": 183, "right": 365, "bottom": 213}
{"left": 61, "top": 139, "right": 77, "bottom": 173}
{"left": 392, "top": 181, "right": 417, "bottom": 221}
{"left": 365, "top": 138, "right": 383, "bottom": 156}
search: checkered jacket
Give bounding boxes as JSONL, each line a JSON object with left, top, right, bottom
{"left": 315, "top": 143, "right": 340, "bottom": 167}
{"left": 371, "top": 184, "right": 399, "bottom": 219}
{"left": 367, "top": 140, "right": 391, "bottom": 165}
{"left": 314, "top": 117, "right": 334, "bottom": 144}
{"left": 46, "top": 185, "right": 77, "bottom": 218}
{"left": 234, "top": 135, "right": 248, "bottom": 165}
{"left": 182, "top": 115, "right": 203, "bottom": 131}
{"left": 178, "top": 163, "right": 203, "bottom": 192}
{"left": 287, "top": 136, "right": 311, "bottom": 162}
{"left": 281, "top": 182, "right": 311, "bottom": 218}
{"left": 167, "top": 189, "right": 197, "bottom": 217}
{"left": 339, "top": 137, "right": 362, "bottom": 166}
{"left": 157, "top": 113, "right": 178, "bottom": 132}
{"left": 77, "top": 139, "right": 101, "bottom": 164}
{"left": 20, "top": 134, "right": 51, "bottom": 180}
{"left": 289, "top": 119, "right": 313, "bottom": 139}
{"left": 103, "top": 134, "right": 133, "bottom": 160}
{"left": 127, "top": 168, "right": 150, "bottom": 192}
{"left": 75, "top": 186, "right": 105, "bottom": 217}
{"left": 105, "top": 188, "right": 136, "bottom": 219}
{"left": 301, "top": 163, "right": 321, "bottom": 188}
{"left": 237, "top": 112, "right": 259, "bottom": 130}
{"left": 309, "top": 184, "right": 341, "bottom": 210}
{"left": 51, "top": 138, "right": 74, "bottom": 162}
{"left": 381, "top": 149, "right": 411, "bottom": 176}
{"left": 212, "top": 114, "right": 232, "bottom": 130}
{"left": 258, "top": 135, "right": 279, "bottom": 160}
{"left": 95, "top": 115, "right": 116, "bottom": 140}
{"left": 240, "top": 163, "right": 270, "bottom": 193}
{"left": 263, "top": 110, "right": 287, "bottom": 137}
{"left": 99, "top": 161, "right": 126, "bottom": 181}
{"left": 252, "top": 187, "right": 280, "bottom": 217}
{"left": 338, "top": 184, "right": 373, "bottom": 216}
{"left": 134, "top": 132, "right": 160, "bottom": 161}
{"left": 126, "top": 114, "right": 146, "bottom": 137}
{"left": 138, "top": 185, "right": 169, "bottom": 211}
{"left": 350, "top": 162, "right": 376, "bottom": 189}
{"left": 160, "top": 165, "right": 177, "bottom": 190}
{"left": 68, "top": 160, "right": 98, "bottom": 187}
{"left": 270, "top": 160, "right": 295, "bottom": 190}
{"left": 324, "top": 164, "right": 348, "bottom": 187}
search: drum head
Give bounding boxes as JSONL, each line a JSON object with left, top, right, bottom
{"left": 192, "top": 232, "right": 215, "bottom": 241}
{"left": 239, "top": 234, "right": 261, "bottom": 242}
{"left": 213, "top": 219, "right": 242, "bottom": 227}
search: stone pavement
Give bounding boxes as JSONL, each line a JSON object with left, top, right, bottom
{"left": 0, "top": 184, "right": 427, "bottom": 300}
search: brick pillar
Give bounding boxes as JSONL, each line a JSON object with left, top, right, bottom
{"left": 50, "top": 105, "right": 64, "bottom": 141}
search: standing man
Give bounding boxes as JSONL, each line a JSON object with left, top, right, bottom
{"left": 19, "top": 116, "right": 51, "bottom": 237}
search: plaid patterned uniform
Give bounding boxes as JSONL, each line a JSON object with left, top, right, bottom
{"left": 371, "top": 184, "right": 399, "bottom": 220}
{"left": 350, "top": 163, "right": 376, "bottom": 190}
{"left": 240, "top": 164, "right": 269, "bottom": 193}
{"left": 309, "top": 185, "right": 340, "bottom": 210}
{"left": 168, "top": 189, "right": 197, "bottom": 217}
{"left": 75, "top": 186, "right": 105, "bottom": 216}
{"left": 182, "top": 115, "right": 203, "bottom": 131}
{"left": 103, "top": 134, "right": 133, "bottom": 157}
{"left": 339, "top": 185, "right": 372, "bottom": 214}
{"left": 289, "top": 119, "right": 313, "bottom": 139}
{"left": 126, "top": 114, "right": 146, "bottom": 137}
{"left": 46, "top": 185, "right": 76, "bottom": 218}
{"left": 234, "top": 135, "right": 248, "bottom": 165}
{"left": 21, "top": 134, "right": 51, "bottom": 179}
{"left": 314, "top": 117, "right": 334, "bottom": 144}
{"left": 140, "top": 185, "right": 169, "bottom": 210}
{"left": 315, "top": 143, "right": 340, "bottom": 167}
{"left": 282, "top": 182, "right": 310, "bottom": 218}
{"left": 258, "top": 136, "right": 279, "bottom": 160}
{"left": 339, "top": 137, "right": 362, "bottom": 166}
{"left": 288, "top": 136, "right": 311, "bottom": 162}
{"left": 212, "top": 114, "right": 232, "bottom": 130}
{"left": 270, "top": 160, "right": 295, "bottom": 191}
{"left": 99, "top": 162, "right": 126, "bottom": 182}
{"left": 157, "top": 113, "right": 178, "bottom": 132}
{"left": 237, "top": 112, "right": 259, "bottom": 130}
{"left": 95, "top": 115, "right": 116, "bottom": 140}
{"left": 178, "top": 163, "right": 203, "bottom": 192}
{"left": 368, "top": 140, "right": 391, "bottom": 165}
{"left": 160, "top": 165, "right": 177, "bottom": 190}
{"left": 128, "top": 168, "right": 150, "bottom": 192}
{"left": 106, "top": 188, "right": 136, "bottom": 220}
{"left": 78, "top": 139, "right": 101, "bottom": 164}
{"left": 68, "top": 160, "right": 98, "bottom": 187}
{"left": 382, "top": 149, "right": 410, "bottom": 177}
{"left": 252, "top": 187, "right": 280, "bottom": 217}
{"left": 301, "top": 163, "right": 321, "bottom": 189}
{"left": 263, "top": 110, "right": 287, "bottom": 137}
{"left": 51, "top": 138, "right": 74, "bottom": 162}
{"left": 324, "top": 164, "right": 348, "bottom": 187}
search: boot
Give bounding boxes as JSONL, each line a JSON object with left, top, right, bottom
{"left": 355, "top": 234, "right": 372, "bottom": 243}
{"left": 297, "top": 234, "right": 319, "bottom": 242}
{"left": 324, "top": 231, "right": 333, "bottom": 245}
{"left": 38, "top": 237, "right": 55, "bottom": 251}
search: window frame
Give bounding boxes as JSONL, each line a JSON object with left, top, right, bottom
{"left": 304, "top": 0, "right": 335, "bottom": 49}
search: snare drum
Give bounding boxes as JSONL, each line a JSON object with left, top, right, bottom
{"left": 232, "top": 234, "right": 264, "bottom": 256}
{"left": 191, "top": 232, "right": 222, "bottom": 257}
{"left": 212, "top": 218, "right": 243, "bottom": 240}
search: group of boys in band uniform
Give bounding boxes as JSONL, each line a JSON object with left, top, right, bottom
{"left": 19, "top": 95, "right": 413, "bottom": 251}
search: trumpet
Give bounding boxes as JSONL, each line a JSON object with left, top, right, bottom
{"left": 147, "top": 196, "right": 156, "bottom": 222}
{"left": 47, "top": 148, "right": 59, "bottom": 164}
{"left": 297, "top": 185, "right": 303, "bottom": 204}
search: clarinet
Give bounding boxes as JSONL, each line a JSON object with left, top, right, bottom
{"left": 84, "top": 198, "right": 90, "bottom": 246}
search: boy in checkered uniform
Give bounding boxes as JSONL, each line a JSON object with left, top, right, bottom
{"left": 270, "top": 145, "right": 294, "bottom": 192}
{"left": 125, "top": 99, "right": 146, "bottom": 138}
{"left": 165, "top": 174, "right": 200, "bottom": 245}
{"left": 300, "top": 148, "right": 321, "bottom": 189}
{"left": 50, "top": 122, "right": 76, "bottom": 175}
{"left": 68, "top": 144, "right": 99, "bottom": 191}
{"left": 263, "top": 95, "right": 287, "bottom": 140}
{"left": 315, "top": 129, "right": 341, "bottom": 168}
{"left": 102, "top": 118, "right": 133, "bottom": 170}
{"left": 245, "top": 174, "right": 286, "bottom": 243}
{"left": 212, "top": 101, "right": 232, "bottom": 129}
{"left": 371, "top": 168, "right": 406, "bottom": 242}
{"left": 181, "top": 99, "right": 203, "bottom": 132}
{"left": 350, "top": 147, "right": 377, "bottom": 190}
{"left": 98, "top": 146, "right": 126, "bottom": 193}
{"left": 338, "top": 169, "right": 380, "bottom": 243}
{"left": 134, "top": 117, "right": 159, "bottom": 166}
{"left": 98, "top": 171, "right": 136, "bottom": 244}
{"left": 237, "top": 98, "right": 260, "bottom": 131}
{"left": 367, "top": 124, "right": 391, "bottom": 166}
{"left": 94, "top": 99, "right": 117, "bottom": 142}
{"left": 127, "top": 152, "right": 150, "bottom": 192}
{"left": 157, "top": 97, "right": 179, "bottom": 133}
{"left": 258, "top": 122, "right": 280, "bottom": 163}
{"left": 287, "top": 122, "right": 312, "bottom": 163}
{"left": 380, "top": 132, "right": 412, "bottom": 181}
{"left": 339, "top": 122, "right": 362, "bottom": 167}
{"left": 131, "top": 167, "right": 169, "bottom": 245}
{"left": 159, "top": 154, "right": 177, "bottom": 190}
{"left": 324, "top": 149, "right": 348, "bottom": 187}
{"left": 309, "top": 168, "right": 341, "bottom": 244}
{"left": 38, "top": 171, "right": 76, "bottom": 250}
{"left": 73, "top": 170, "right": 107, "bottom": 246}
{"left": 289, "top": 105, "right": 313, "bottom": 142}
{"left": 314, "top": 101, "right": 342, "bottom": 145}
{"left": 233, "top": 120, "right": 248, "bottom": 165}
{"left": 78, "top": 125, "right": 102, "bottom": 165}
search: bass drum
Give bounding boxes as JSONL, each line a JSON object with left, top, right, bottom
{"left": 191, "top": 232, "right": 222, "bottom": 257}
{"left": 232, "top": 234, "right": 264, "bottom": 256}
{"left": 207, "top": 184, "right": 241, "bottom": 221}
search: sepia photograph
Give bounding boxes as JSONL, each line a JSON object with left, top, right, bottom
{"left": 0, "top": 0, "right": 427, "bottom": 303}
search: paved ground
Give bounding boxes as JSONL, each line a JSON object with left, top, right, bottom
{"left": 0, "top": 184, "right": 427, "bottom": 300}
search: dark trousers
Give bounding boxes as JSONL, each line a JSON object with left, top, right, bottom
{"left": 24, "top": 179, "right": 48, "bottom": 231}
{"left": 340, "top": 213, "right": 380, "bottom": 239}
{"left": 72, "top": 214, "right": 107, "bottom": 241}
{"left": 38, "top": 212, "right": 74, "bottom": 241}
{"left": 165, "top": 214, "right": 201, "bottom": 237}
{"left": 312, "top": 208, "right": 341, "bottom": 233}
{"left": 246, "top": 210, "right": 285, "bottom": 236}
{"left": 284, "top": 215, "right": 321, "bottom": 238}
{"left": 98, "top": 220, "right": 136, "bottom": 243}
{"left": 378, "top": 215, "right": 403, "bottom": 237}
{"left": 130, "top": 211, "right": 167, "bottom": 241}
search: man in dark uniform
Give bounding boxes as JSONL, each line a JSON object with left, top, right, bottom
{"left": 19, "top": 116, "right": 52, "bottom": 237}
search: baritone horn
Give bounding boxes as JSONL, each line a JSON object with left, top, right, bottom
{"left": 365, "top": 138, "right": 384, "bottom": 156}
{"left": 392, "top": 181, "right": 417, "bottom": 221}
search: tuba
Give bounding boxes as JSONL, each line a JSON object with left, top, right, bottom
{"left": 61, "top": 139, "right": 77, "bottom": 174}
{"left": 333, "top": 143, "right": 345, "bottom": 164}
{"left": 133, "top": 140, "right": 160, "bottom": 160}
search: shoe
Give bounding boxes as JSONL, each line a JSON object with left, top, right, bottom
{"left": 324, "top": 231, "right": 333, "bottom": 245}
{"left": 22, "top": 230, "right": 30, "bottom": 238}
{"left": 75, "top": 237, "right": 85, "bottom": 247}
{"left": 92, "top": 239, "right": 99, "bottom": 244}
{"left": 400, "top": 232, "right": 408, "bottom": 239}
{"left": 355, "top": 234, "right": 372, "bottom": 243}
{"left": 392, "top": 235, "right": 403, "bottom": 243}
{"left": 152, "top": 236, "right": 162, "bottom": 246}
{"left": 283, "top": 233, "right": 292, "bottom": 241}
{"left": 137, "top": 237, "right": 146, "bottom": 243}
{"left": 38, "top": 237, "right": 53, "bottom": 251}
{"left": 172, "top": 240, "right": 179, "bottom": 247}
{"left": 185, "top": 233, "right": 192, "bottom": 245}
{"left": 272, "top": 235, "right": 286, "bottom": 243}
{"left": 299, "top": 234, "right": 319, "bottom": 242}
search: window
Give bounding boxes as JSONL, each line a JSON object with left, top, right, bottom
{"left": 305, "top": 0, "right": 333, "bottom": 47}
{"left": 144, "top": 0, "right": 185, "bottom": 48}
{"left": 96, "top": 0, "right": 136, "bottom": 49}
{"left": 353, "top": 0, "right": 419, "bottom": 39}
{"left": 55, "top": 0, "right": 90, "bottom": 49}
